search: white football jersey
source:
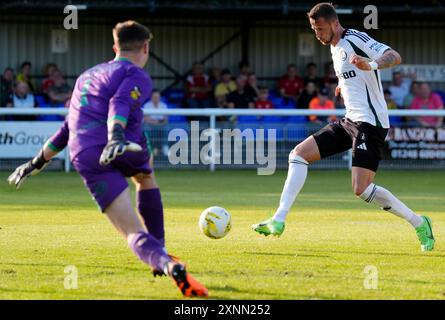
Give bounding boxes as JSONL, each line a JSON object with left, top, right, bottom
{"left": 331, "top": 29, "right": 391, "bottom": 128}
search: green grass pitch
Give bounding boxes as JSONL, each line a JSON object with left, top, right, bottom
{"left": 0, "top": 169, "right": 444, "bottom": 300}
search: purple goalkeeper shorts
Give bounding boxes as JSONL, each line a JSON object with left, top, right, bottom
{"left": 72, "top": 146, "right": 152, "bottom": 212}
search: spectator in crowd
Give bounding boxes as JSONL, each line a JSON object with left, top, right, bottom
{"left": 334, "top": 95, "right": 345, "bottom": 109}
{"left": 323, "top": 61, "right": 338, "bottom": 87}
{"left": 214, "top": 69, "right": 236, "bottom": 108}
{"left": 245, "top": 72, "right": 260, "bottom": 100}
{"left": 255, "top": 86, "right": 274, "bottom": 109}
{"left": 1, "top": 67, "right": 14, "bottom": 107}
{"left": 308, "top": 87, "right": 336, "bottom": 124}
{"left": 11, "top": 81, "right": 38, "bottom": 120}
{"left": 279, "top": 64, "right": 304, "bottom": 103}
{"left": 384, "top": 89, "right": 397, "bottom": 110}
{"left": 303, "top": 62, "right": 324, "bottom": 89}
{"left": 208, "top": 67, "right": 221, "bottom": 104}
{"left": 389, "top": 71, "right": 416, "bottom": 108}
{"left": 209, "top": 67, "right": 222, "bottom": 88}
{"left": 48, "top": 70, "right": 72, "bottom": 106}
{"left": 237, "top": 60, "right": 251, "bottom": 85}
{"left": 297, "top": 81, "right": 317, "bottom": 109}
{"left": 409, "top": 82, "right": 443, "bottom": 128}
{"left": 41, "top": 63, "right": 59, "bottom": 95}
{"left": 143, "top": 89, "right": 169, "bottom": 157}
{"left": 227, "top": 78, "right": 255, "bottom": 109}
{"left": 185, "top": 62, "right": 211, "bottom": 108}
{"left": 402, "top": 81, "right": 420, "bottom": 109}
{"left": 16, "top": 61, "right": 36, "bottom": 92}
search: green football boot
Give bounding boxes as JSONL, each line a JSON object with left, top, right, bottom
{"left": 251, "top": 218, "right": 285, "bottom": 237}
{"left": 415, "top": 216, "right": 435, "bottom": 252}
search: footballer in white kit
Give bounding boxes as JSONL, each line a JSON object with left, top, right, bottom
{"left": 252, "top": 2, "right": 435, "bottom": 252}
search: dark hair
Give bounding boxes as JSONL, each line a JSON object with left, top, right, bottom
{"left": 258, "top": 86, "right": 269, "bottom": 92}
{"left": 306, "top": 62, "right": 317, "bottom": 69}
{"left": 221, "top": 68, "right": 231, "bottom": 76}
{"left": 287, "top": 64, "right": 297, "bottom": 70}
{"left": 238, "top": 60, "right": 250, "bottom": 70}
{"left": 113, "top": 20, "right": 153, "bottom": 52}
{"left": 151, "top": 89, "right": 160, "bottom": 94}
{"left": 4, "top": 67, "right": 13, "bottom": 73}
{"left": 21, "top": 61, "right": 31, "bottom": 69}
{"left": 307, "top": 3, "right": 338, "bottom": 21}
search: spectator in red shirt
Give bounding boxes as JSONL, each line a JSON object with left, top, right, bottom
{"left": 41, "top": 63, "right": 59, "bottom": 95}
{"left": 185, "top": 62, "right": 211, "bottom": 108}
{"left": 279, "top": 64, "right": 304, "bottom": 103}
{"left": 255, "top": 87, "right": 274, "bottom": 109}
{"left": 309, "top": 87, "right": 336, "bottom": 124}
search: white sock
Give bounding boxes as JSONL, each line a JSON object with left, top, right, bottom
{"left": 359, "top": 183, "right": 423, "bottom": 228}
{"left": 272, "top": 153, "right": 308, "bottom": 222}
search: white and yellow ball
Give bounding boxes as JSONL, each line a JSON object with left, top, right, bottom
{"left": 199, "top": 206, "right": 231, "bottom": 239}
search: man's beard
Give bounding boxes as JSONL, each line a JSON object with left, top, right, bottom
{"left": 320, "top": 30, "right": 334, "bottom": 45}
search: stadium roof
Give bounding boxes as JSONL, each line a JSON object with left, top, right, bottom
{"left": 1, "top": 0, "right": 444, "bottom": 18}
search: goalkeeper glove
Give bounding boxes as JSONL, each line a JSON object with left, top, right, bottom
{"left": 7, "top": 148, "right": 50, "bottom": 189}
{"left": 99, "top": 123, "right": 142, "bottom": 166}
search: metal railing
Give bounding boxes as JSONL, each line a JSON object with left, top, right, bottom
{"left": 1, "top": 108, "right": 444, "bottom": 172}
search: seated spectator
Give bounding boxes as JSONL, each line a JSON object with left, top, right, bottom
{"left": 323, "top": 61, "right": 338, "bottom": 87}
{"left": 16, "top": 61, "right": 36, "bottom": 93}
{"left": 303, "top": 62, "right": 324, "bottom": 89}
{"left": 48, "top": 70, "right": 72, "bottom": 106}
{"left": 389, "top": 71, "right": 416, "bottom": 108}
{"left": 185, "top": 62, "right": 211, "bottom": 108}
{"left": 255, "top": 87, "right": 274, "bottom": 109}
{"left": 227, "top": 78, "right": 255, "bottom": 109}
{"left": 237, "top": 60, "right": 251, "bottom": 85}
{"left": 215, "top": 69, "right": 236, "bottom": 108}
{"left": 209, "top": 67, "right": 222, "bottom": 88}
{"left": 279, "top": 64, "right": 304, "bottom": 103}
{"left": 335, "top": 95, "right": 345, "bottom": 109}
{"left": 297, "top": 81, "right": 317, "bottom": 109}
{"left": 384, "top": 89, "right": 397, "bottom": 109}
{"left": 402, "top": 81, "right": 419, "bottom": 109}
{"left": 208, "top": 67, "right": 221, "bottom": 104}
{"left": 308, "top": 87, "right": 336, "bottom": 124}
{"left": 409, "top": 82, "right": 443, "bottom": 128}
{"left": 11, "top": 81, "right": 38, "bottom": 120}
{"left": 1, "top": 67, "right": 14, "bottom": 107}
{"left": 245, "top": 72, "right": 260, "bottom": 100}
{"left": 41, "top": 63, "right": 59, "bottom": 95}
{"left": 143, "top": 89, "right": 169, "bottom": 157}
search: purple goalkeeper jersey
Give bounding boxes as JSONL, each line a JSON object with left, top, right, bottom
{"left": 62, "top": 57, "right": 152, "bottom": 160}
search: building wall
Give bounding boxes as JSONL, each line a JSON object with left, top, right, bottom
{"left": 0, "top": 15, "right": 444, "bottom": 90}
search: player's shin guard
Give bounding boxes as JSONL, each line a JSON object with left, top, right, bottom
{"left": 272, "top": 152, "right": 308, "bottom": 222}
{"left": 359, "top": 183, "right": 423, "bottom": 228}
{"left": 137, "top": 189, "right": 165, "bottom": 247}
{"left": 129, "top": 232, "right": 171, "bottom": 274}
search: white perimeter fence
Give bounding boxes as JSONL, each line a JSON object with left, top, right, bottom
{"left": 1, "top": 108, "right": 444, "bottom": 173}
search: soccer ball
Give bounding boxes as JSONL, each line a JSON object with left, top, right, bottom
{"left": 199, "top": 206, "right": 231, "bottom": 239}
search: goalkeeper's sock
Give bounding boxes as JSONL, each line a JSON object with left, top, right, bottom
{"left": 137, "top": 188, "right": 165, "bottom": 247}
{"left": 359, "top": 183, "right": 423, "bottom": 228}
{"left": 272, "top": 153, "right": 309, "bottom": 223}
{"left": 129, "top": 232, "right": 171, "bottom": 274}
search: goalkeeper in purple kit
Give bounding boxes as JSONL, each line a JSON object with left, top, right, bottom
{"left": 7, "top": 21, "right": 208, "bottom": 298}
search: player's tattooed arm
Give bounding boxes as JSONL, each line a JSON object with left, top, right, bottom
{"left": 374, "top": 49, "right": 402, "bottom": 69}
